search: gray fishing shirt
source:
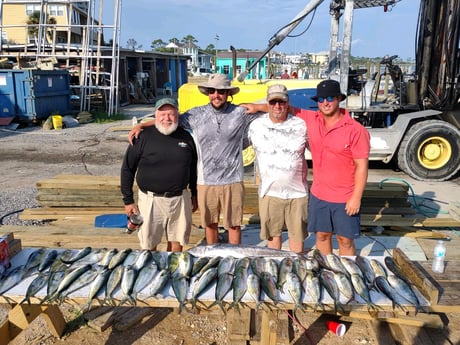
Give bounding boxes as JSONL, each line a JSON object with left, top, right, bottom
{"left": 179, "top": 103, "right": 257, "bottom": 185}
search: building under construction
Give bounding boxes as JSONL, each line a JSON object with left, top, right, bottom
{"left": 0, "top": 0, "right": 189, "bottom": 116}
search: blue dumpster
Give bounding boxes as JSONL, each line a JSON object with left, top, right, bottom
{"left": 0, "top": 69, "right": 71, "bottom": 122}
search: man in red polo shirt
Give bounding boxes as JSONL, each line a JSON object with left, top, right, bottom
{"left": 243, "top": 80, "right": 370, "bottom": 255}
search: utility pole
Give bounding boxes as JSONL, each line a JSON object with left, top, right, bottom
{"left": 214, "top": 34, "right": 219, "bottom": 73}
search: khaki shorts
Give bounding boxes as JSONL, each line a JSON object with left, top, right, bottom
{"left": 197, "top": 182, "right": 244, "bottom": 228}
{"left": 259, "top": 195, "right": 308, "bottom": 243}
{"left": 137, "top": 189, "right": 192, "bottom": 250}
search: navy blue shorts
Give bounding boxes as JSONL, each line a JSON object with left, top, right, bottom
{"left": 307, "top": 193, "right": 360, "bottom": 239}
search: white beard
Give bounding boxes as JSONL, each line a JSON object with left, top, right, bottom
{"left": 156, "top": 121, "right": 178, "bottom": 135}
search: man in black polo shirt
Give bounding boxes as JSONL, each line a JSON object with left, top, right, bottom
{"left": 121, "top": 98, "right": 198, "bottom": 252}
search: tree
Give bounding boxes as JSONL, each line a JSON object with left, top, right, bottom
{"left": 205, "top": 44, "right": 215, "bottom": 54}
{"left": 151, "top": 38, "right": 166, "bottom": 50}
{"left": 181, "top": 34, "right": 198, "bottom": 48}
{"left": 126, "top": 38, "right": 142, "bottom": 50}
{"left": 27, "top": 11, "right": 57, "bottom": 43}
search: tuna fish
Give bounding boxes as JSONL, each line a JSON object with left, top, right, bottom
{"left": 305, "top": 272, "right": 323, "bottom": 311}
{"left": 387, "top": 275, "right": 423, "bottom": 314}
{"left": 333, "top": 271, "right": 354, "bottom": 304}
{"left": 355, "top": 256, "right": 376, "bottom": 289}
{"left": 38, "top": 249, "right": 58, "bottom": 273}
{"left": 340, "top": 256, "right": 363, "bottom": 278}
{"left": 285, "top": 272, "right": 304, "bottom": 313}
{"left": 319, "top": 269, "right": 344, "bottom": 313}
{"left": 210, "top": 272, "right": 234, "bottom": 313}
{"left": 104, "top": 264, "right": 124, "bottom": 306}
{"left": 326, "top": 253, "right": 349, "bottom": 276}
{"left": 119, "top": 265, "right": 139, "bottom": 305}
{"left": 246, "top": 273, "right": 261, "bottom": 311}
{"left": 370, "top": 259, "right": 388, "bottom": 278}
{"left": 259, "top": 271, "right": 279, "bottom": 305}
{"left": 374, "top": 276, "right": 406, "bottom": 311}
{"left": 277, "top": 257, "right": 294, "bottom": 292}
{"left": 350, "top": 273, "right": 381, "bottom": 312}
{"left": 191, "top": 256, "right": 210, "bottom": 277}
{"left": 0, "top": 265, "right": 25, "bottom": 295}
{"left": 132, "top": 262, "right": 158, "bottom": 301}
{"left": 384, "top": 256, "right": 411, "bottom": 285}
{"left": 108, "top": 248, "right": 132, "bottom": 270}
{"left": 60, "top": 247, "right": 92, "bottom": 264}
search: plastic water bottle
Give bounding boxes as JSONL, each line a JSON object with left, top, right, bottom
{"left": 131, "top": 116, "right": 137, "bottom": 127}
{"left": 432, "top": 240, "right": 446, "bottom": 273}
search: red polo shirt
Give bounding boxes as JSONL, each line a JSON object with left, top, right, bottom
{"left": 294, "top": 108, "right": 370, "bottom": 203}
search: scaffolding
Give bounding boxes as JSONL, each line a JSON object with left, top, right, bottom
{"left": 0, "top": 0, "right": 122, "bottom": 115}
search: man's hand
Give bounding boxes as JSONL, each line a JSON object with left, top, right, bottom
{"left": 191, "top": 196, "right": 198, "bottom": 213}
{"left": 124, "top": 204, "right": 139, "bottom": 216}
{"left": 345, "top": 197, "right": 361, "bottom": 216}
{"left": 128, "top": 124, "right": 143, "bottom": 145}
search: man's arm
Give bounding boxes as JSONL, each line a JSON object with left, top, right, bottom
{"left": 128, "top": 119, "right": 155, "bottom": 145}
{"left": 345, "top": 158, "right": 368, "bottom": 216}
{"left": 239, "top": 103, "right": 268, "bottom": 114}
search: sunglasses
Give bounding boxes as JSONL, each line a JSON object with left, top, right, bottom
{"left": 317, "top": 96, "right": 336, "bottom": 103}
{"left": 268, "top": 99, "right": 287, "bottom": 105}
{"left": 207, "top": 88, "right": 227, "bottom": 95}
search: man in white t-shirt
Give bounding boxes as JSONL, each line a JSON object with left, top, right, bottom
{"left": 248, "top": 84, "right": 309, "bottom": 253}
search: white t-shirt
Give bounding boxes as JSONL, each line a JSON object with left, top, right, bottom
{"left": 248, "top": 113, "right": 309, "bottom": 199}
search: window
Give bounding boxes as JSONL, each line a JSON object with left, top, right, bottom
{"left": 25, "top": 4, "right": 41, "bottom": 15}
{"left": 72, "top": 10, "right": 81, "bottom": 25}
{"left": 49, "top": 5, "right": 64, "bottom": 16}
{"left": 223, "top": 65, "right": 230, "bottom": 74}
{"left": 236, "top": 65, "right": 242, "bottom": 73}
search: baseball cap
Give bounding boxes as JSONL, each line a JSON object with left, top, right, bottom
{"left": 154, "top": 97, "right": 178, "bottom": 111}
{"left": 267, "top": 84, "right": 289, "bottom": 101}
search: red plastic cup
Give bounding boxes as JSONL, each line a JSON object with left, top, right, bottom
{"left": 326, "top": 320, "right": 346, "bottom": 336}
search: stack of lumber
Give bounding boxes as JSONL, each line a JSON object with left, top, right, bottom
{"left": 19, "top": 174, "right": 460, "bottom": 231}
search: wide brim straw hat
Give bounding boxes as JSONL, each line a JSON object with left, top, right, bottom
{"left": 198, "top": 74, "right": 240, "bottom": 96}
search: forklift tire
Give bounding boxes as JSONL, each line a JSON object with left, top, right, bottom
{"left": 397, "top": 120, "right": 460, "bottom": 181}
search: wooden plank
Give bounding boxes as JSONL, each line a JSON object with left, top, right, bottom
{"left": 113, "top": 307, "right": 155, "bottom": 331}
{"left": 393, "top": 248, "right": 439, "bottom": 304}
{"left": 388, "top": 323, "right": 435, "bottom": 345}
{"left": 227, "top": 308, "right": 251, "bottom": 344}
{"left": 347, "top": 311, "right": 444, "bottom": 328}
{"left": 449, "top": 201, "right": 460, "bottom": 221}
{"left": 41, "top": 304, "right": 67, "bottom": 338}
{"left": 369, "top": 320, "right": 397, "bottom": 345}
{"left": 87, "top": 306, "right": 132, "bottom": 332}
{"left": 0, "top": 318, "right": 11, "bottom": 345}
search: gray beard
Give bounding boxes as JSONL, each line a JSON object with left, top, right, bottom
{"left": 156, "top": 122, "right": 178, "bottom": 135}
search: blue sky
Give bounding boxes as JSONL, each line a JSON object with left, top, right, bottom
{"left": 111, "top": 0, "right": 418, "bottom": 60}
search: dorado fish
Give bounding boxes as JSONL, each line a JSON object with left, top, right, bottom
{"left": 108, "top": 248, "right": 132, "bottom": 270}
{"left": 132, "top": 262, "right": 158, "bottom": 301}
{"left": 191, "top": 256, "right": 209, "bottom": 277}
{"left": 228, "top": 258, "right": 250, "bottom": 312}
{"left": 46, "top": 263, "right": 92, "bottom": 303}
{"left": 23, "top": 248, "right": 47, "bottom": 276}
{"left": 210, "top": 272, "right": 233, "bottom": 313}
{"left": 59, "top": 265, "right": 101, "bottom": 302}
{"left": 120, "top": 265, "right": 139, "bottom": 306}
{"left": 259, "top": 271, "right": 279, "bottom": 305}
{"left": 38, "top": 249, "right": 58, "bottom": 273}
{"left": 104, "top": 264, "right": 124, "bottom": 306}
{"left": 98, "top": 248, "right": 118, "bottom": 268}
{"left": 20, "top": 272, "right": 49, "bottom": 304}
{"left": 169, "top": 252, "right": 193, "bottom": 279}
{"left": 250, "top": 257, "right": 265, "bottom": 277}
{"left": 45, "top": 270, "right": 66, "bottom": 303}
{"left": 196, "top": 256, "right": 221, "bottom": 279}
{"left": 82, "top": 267, "right": 112, "bottom": 311}
{"left": 151, "top": 251, "right": 167, "bottom": 270}
{"left": 0, "top": 265, "right": 26, "bottom": 295}
{"left": 60, "top": 247, "right": 92, "bottom": 264}
{"left": 149, "top": 269, "right": 170, "bottom": 298}
{"left": 190, "top": 267, "right": 218, "bottom": 310}
{"left": 217, "top": 256, "right": 237, "bottom": 276}
{"left": 171, "top": 275, "right": 189, "bottom": 314}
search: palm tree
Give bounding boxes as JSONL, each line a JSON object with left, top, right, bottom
{"left": 27, "top": 11, "right": 57, "bottom": 44}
